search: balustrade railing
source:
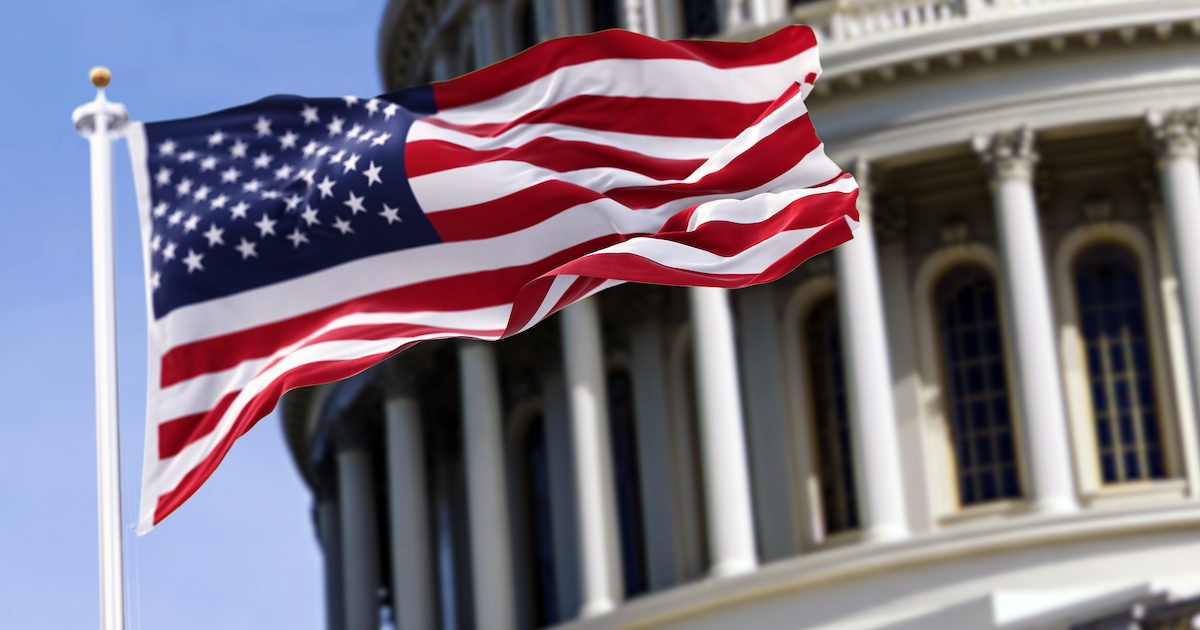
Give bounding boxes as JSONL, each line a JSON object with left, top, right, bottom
{"left": 792, "top": 0, "right": 1157, "bottom": 50}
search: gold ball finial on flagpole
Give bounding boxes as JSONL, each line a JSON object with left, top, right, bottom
{"left": 90, "top": 67, "right": 112, "bottom": 89}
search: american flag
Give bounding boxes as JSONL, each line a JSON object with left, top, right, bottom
{"left": 127, "top": 26, "right": 859, "bottom": 533}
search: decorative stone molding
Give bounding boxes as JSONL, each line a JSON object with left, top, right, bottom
{"left": 1082, "top": 192, "right": 1115, "bottom": 222}
{"left": 1146, "top": 109, "right": 1200, "bottom": 165}
{"left": 938, "top": 213, "right": 969, "bottom": 245}
{"left": 973, "top": 127, "right": 1038, "bottom": 184}
{"left": 873, "top": 197, "right": 910, "bottom": 245}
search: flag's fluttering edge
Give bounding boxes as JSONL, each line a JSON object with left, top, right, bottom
{"left": 127, "top": 25, "right": 858, "bottom": 533}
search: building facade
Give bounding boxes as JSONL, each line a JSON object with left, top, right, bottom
{"left": 283, "top": 1, "right": 1200, "bottom": 628}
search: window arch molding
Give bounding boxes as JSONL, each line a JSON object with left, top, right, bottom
{"left": 912, "top": 243, "right": 1029, "bottom": 522}
{"left": 1051, "top": 221, "right": 1199, "bottom": 501}
{"left": 780, "top": 274, "right": 843, "bottom": 549}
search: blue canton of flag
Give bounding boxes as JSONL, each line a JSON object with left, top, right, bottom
{"left": 142, "top": 89, "right": 439, "bottom": 318}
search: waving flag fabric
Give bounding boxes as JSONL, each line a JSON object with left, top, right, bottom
{"left": 127, "top": 25, "right": 859, "bottom": 532}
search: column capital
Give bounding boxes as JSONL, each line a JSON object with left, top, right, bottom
{"left": 973, "top": 127, "right": 1037, "bottom": 183}
{"left": 848, "top": 156, "right": 875, "bottom": 218}
{"left": 1146, "top": 109, "right": 1200, "bottom": 164}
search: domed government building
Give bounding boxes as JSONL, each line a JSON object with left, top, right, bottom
{"left": 282, "top": 0, "right": 1200, "bottom": 628}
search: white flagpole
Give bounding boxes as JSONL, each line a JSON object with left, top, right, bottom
{"left": 73, "top": 67, "right": 129, "bottom": 630}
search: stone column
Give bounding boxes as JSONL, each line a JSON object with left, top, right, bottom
{"left": 560, "top": 298, "right": 625, "bottom": 617}
{"left": 623, "top": 0, "right": 646, "bottom": 34}
{"left": 688, "top": 286, "right": 758, "bottom": 577}
{"left": 1148, "top": 110, "right": 1200, "bottom": 422}
{"left": 834, "top": 161, "right": 911, "bottom": 542}
{"left": 380, "top": 366, "right": 435, "bottom": 630}
{"left": 974, "top": 128, "right": 1078, "bottom": 514}
{"left": 472, "top": 3, "right": 502, "bottom": 69}
{"left": 458, "top": 341, "right": 517, "bottom": 630}
{"left": 335, "top": 420, "right": 383, "bottom": 630}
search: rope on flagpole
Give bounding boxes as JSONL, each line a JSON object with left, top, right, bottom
{"left": 73, "top": 66, "right": 129, "bottom": 630}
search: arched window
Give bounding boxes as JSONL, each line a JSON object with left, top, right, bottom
{"left": 607, "top": 368, "right": 648, "bottom": 597}
{"left": 803, "top": 296, "right": 859, "bottom": 535}
{"left": 518, "top": 0, "right": 538, "bottom": 51}
{"left": 935, "top": 266, "right": 1022, "bottom": 506}
{"left": 1074, "top": 245, "right": 1167, "bottom": 484}
{"left": 682, "top": 0, "right": 718, "bottom": 38}
{"left": 520, "top": 415, "right": 560, "bottom": 626}
{"left": 591, "top": 0, "right": 620, "bottom": 31}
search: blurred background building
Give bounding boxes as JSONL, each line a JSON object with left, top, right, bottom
{"left": 282, "top": 0, "right": 1200, "bottom": 628}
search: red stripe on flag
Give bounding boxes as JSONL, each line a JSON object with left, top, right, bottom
{"left": 423, "top": 96, "right": 772, "bottom": 140}
{"left": 607, "top": 113, "right": 820, "bottom": 210}
{"left": 558, "top": 218, "right": 854, "bottom": 289}
{"left": 427, "top": 181, "right": 606, "bottom": 243}
{"left": 432, "top": 27, "right": 817, "bottom": 110}
{"left": 158, "top": 323, "right": 506, "bottom": 459}
{"left": 161, "top": 235, "right": 630, "bottom": 388}
{"left": 153, "top": 351, "right": 404, "bottom": 526}
{"left": 405, "top": 137, "right": 707, "bottom": 179}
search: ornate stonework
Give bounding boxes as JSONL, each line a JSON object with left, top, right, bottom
{"left": 873, "top": 197, "right": 910, "bottom": 244}
{"left": 973, "top": 127, "right": 1038, "bottom": 183}
{"left": 1146, "top": 109, "right": 1200, "bottom": 164}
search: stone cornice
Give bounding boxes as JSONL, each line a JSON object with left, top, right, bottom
{"left": 722, "top": 0, "right": 1200, "bottom": 102}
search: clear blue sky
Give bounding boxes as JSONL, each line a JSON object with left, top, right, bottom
{"left": 0, "top": 1, "right": 390, "bottom": 627}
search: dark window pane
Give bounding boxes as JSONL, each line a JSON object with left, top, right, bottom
{"left": 1124, "top": 451, "right": 1142, "bottom": 480}
{"left": 1148, "top": 450, "right": 1167, "bottom": 478}
{"left": 1109, "top": 344, "right": 1127, "bottom": 374}
{"left": 1101, "top": 453, "right": 1117, "bottom": 483}
{"left": 1092, "top": 382, "right": 1108, "bottom": 412}
{"left": 1001, "top": 466, "right": 1020, "bottom": 497}
{"left": 996, "top": 430, "right": 1015, "bottom": 461}
{"left": 1119, "top": 414, "right": 1135, "bottom": 444}
{"left": 979, "top": 289, "right": 997, "bottom": 322}
{"left": 960, "top": 479, "right": 976, "bottom": 505}
{"left": 1096, "top": 419, "right": 1112, "bottom": 448}
{"left": 1115, "top": 381, "right": 1131, "bottom": 410}
{"left": 963, "top": 330, "right": 980, "bottom": 356}
{"left": 979, "top": 472, "right": 997, "bottom": 501}
{"left": 1143, "top": 410, "right": 1160, "bottom": 442}
{"left": 975, "top": 436, "right": 994, "bottom": 466}
{"left": 1075, "top": 244, "right": 1166, "bottom": 484}
{"left": 803, "top": 296, "right": 859, "bottom": 534}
